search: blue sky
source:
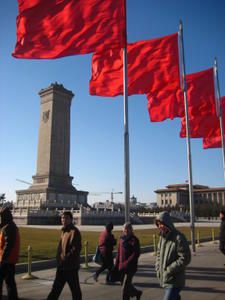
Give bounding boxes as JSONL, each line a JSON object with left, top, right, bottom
{"left": 0, "top": 0, "right": 225, "bottom": 204}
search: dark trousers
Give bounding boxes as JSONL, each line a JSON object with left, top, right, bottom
{"left": 47, "top": 268, "right": 82, "bottom": 300}
{"left": 219, "top": 241, "right": 225, "bottom": 255}
{"left": 0, "top": 263, "right": 18, "bottom": 300}
{"left": 96, "top": 255, "right": 114, "bottom": 282}
{"left": 122, "top": 272, "right": 140, "bottom": 300}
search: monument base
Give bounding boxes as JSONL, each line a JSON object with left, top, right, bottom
{"left": 14, "top": 186, "right": 88, "bottom": 225}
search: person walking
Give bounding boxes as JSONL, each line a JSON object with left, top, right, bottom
{"left": 155, "top": 211, "right": 191, "bottom": 300}
{"left": 219, "top": 210, "right": 225, "bottom": 262}
{"left": 115, "top": 222, "right": 142, "bottom": 300}
{"left": 94, "top": 222, "right": 116, "bottom": 283}
{"left": 47, "top": 211, "right": 82, "bottom": 300}
{"left": 0, "top": 207, "right": 20, "bottom": 300}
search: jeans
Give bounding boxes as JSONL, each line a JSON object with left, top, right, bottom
{"left": 0, "top": 263, "right": 18, "bottom": 300}
{"left": 47, "top": 268, "right": 82, "bottom": 300}
{"left": 164, "top": 287, "right": 181, "bottom": 300}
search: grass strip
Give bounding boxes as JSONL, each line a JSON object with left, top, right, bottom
{"left": 18, "top": 227, "right": 219, "bottom": 263}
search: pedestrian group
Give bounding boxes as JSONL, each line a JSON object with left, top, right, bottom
{"left": 0, "top": 208, "right": 225, "bottom": 300}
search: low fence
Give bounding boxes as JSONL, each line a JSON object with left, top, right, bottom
{"left": 17, "top": 229, "right": 219, "bottom": 276}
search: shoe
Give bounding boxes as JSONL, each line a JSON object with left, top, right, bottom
{"left": 136, "top": 290, "right": 142, "bottom": 300}
{"left": 93, "top": 273, "right": 98, "bottom": 282}
{"left": 105, "top": 280, "right": 114, "bottom": 285}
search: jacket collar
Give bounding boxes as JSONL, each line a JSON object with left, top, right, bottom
{"left": 61, "top": 223, "right": 74, "bottom": 232}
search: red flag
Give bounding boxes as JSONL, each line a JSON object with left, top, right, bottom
{"left": 203, "top": 136, "right": 222, "bottom": 149}
{"left": 180, "top": 114, "right": 219, "bottom": 138}
{"left": 202, "top": 96, "right": 225, "bottom": 148}
{"left": 186, "top": 68, "right": 216, "bottom": 118}
{"left": 181, "top": 95, "right": 225, "bottom": 138}
{"left": 90, "top": 33, "right": 180, "bottom": 97}
{"left": 13, "top": 0, "right": 126, "bottom": 59}
{"left": 148, "top": 67, "right": 217, "bottom": 122}
{"left": 147, "top": 88, "right": 183, "bottom": 121}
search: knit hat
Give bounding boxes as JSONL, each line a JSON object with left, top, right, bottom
{"left": 0, "top": 207, "right": 13, "bottom": 227}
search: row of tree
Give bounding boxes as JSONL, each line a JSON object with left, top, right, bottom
{"left": 132, "top": 203, "right": 224, "bottom": 218}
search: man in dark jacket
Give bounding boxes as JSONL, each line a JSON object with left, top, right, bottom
{"left": 94, "top": 222, "right": 116, "bottom": 283}
{"left": 0, "top": 207, "right": 20, "bottom": 300}
{"left": 115, "top": 222, "right": 142, "bottom": 300}
{"left": 219, "top": 210, "right": 225, "bottom": 260}
{"left": 155, "top": 211, "right": 191, "bottom": 300}
{"left": 47, "top": 211, "right": 82, "bottom": 300}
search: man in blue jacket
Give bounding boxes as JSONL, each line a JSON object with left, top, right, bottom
{"left": 155, "top": 211, "right": 191, "bottom": 300}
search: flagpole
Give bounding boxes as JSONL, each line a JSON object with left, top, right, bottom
{"left": 123, "top": 0, "right": 130, "bottom": 222}
{"left": 179, "top": 20, "right": 196, "bottom": 253}
{"left": 214, "top": 58, "right": 225, "bottom": 183}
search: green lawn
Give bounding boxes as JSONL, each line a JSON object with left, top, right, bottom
{"left": 18, "top": 227, "right": 219, "bottom": 263}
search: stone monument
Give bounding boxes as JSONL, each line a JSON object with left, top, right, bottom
{"left": 14, "top": 83, "right": 88, "bottom": 224}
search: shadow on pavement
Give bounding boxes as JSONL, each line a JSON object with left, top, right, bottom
{"left": 186, "top": 266, "right": 225, "bottom": 282}
{"left": 187, "top": 266, "right": 225, "bottom": 274}
{"left": 184, "top": 286, "right": 225, "bottom": 294}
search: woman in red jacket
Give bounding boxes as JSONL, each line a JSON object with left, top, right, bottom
{"left": 0, "top": 207, "right": 20, "bottom": 300}
{"left": 94, "top": 222, "right": 116, "bottom": 283}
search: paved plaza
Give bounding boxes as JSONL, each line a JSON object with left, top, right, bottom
{"left": 2, "top": 241, "right": 225, "bottom": 299}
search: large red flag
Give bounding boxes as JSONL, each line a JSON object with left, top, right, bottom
{"left": 90, "top": 33, "right": 180, "bottom": 97}
{"left": 13, "top": 0, "right": 126, "bottom": 59}
{"left": 180, "top": 95, "right": 225, "bottom": 138}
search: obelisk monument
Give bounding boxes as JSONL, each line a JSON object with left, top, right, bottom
{"left": 15, "top": 83, "right": 88, "bottom": 223}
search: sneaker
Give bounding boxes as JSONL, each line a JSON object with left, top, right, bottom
{"left": 93, "top": 273, "right": 98, "bottom": 282}
{"left": 136, "top": 290, "right": 143, "bottom": 300}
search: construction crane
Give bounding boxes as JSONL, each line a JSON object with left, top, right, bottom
{"left": 16, "top": 178, "right": 32, "bottom": 185}
{"left": 16, "top": 179, "right": 79, "bottom": 187}
{"left": 89, "top": 190, "right": 123, "bottom": 201}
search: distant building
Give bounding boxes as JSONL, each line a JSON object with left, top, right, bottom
{"left": 92, "top": 200, "right": 123, "bottom": 212}
{"left": 130, "top": 195, "right": 137, "bottom": 206}
{"left": 146, "top": 202, "right": 158, "bottom": 209}
{"left": 155, "top": 183, "right": 225, "bottom": 208}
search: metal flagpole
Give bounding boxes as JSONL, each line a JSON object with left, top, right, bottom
{"left": 214, "top": 58, "right": 225, "bottom": 183}
{"left": 179, "top": 20, "right": 196, "bottom": 253}
{"left": 123, "top": 0, "right": 130, "bottom": 222}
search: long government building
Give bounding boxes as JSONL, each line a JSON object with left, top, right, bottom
{"left": 155, "top": 183, "right": 225, "bottom": 208}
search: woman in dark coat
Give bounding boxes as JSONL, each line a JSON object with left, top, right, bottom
{"left": 115, "top": 222, "right": 142, "bottom": 300}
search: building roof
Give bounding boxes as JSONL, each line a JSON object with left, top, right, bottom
{"left": 155, "top": 183, "right": 225, "bottom": 194}
{"left": 166, "top": 183, "right": 209, "bottom": 189}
